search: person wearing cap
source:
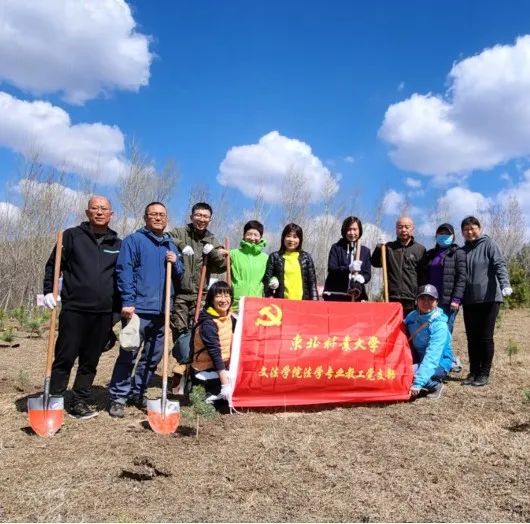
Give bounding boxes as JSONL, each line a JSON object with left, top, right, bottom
{"left": 371, "top": 216, "right": 426, "bottom": 317}
{"left": 419, "top": 223, "right": 467, "bottom": 372}
{"left": 323, "top": 216, "right": 371, "bottom": 301}
{"left": 405, "top": 284, "right": 453, "bottom": 399}
{"left": 460, "top": 216, "right": 512, "bottom": 387}
{"left": 230, "top": 220, "right": 268, "bottom": 312}
{"left": 108, "top": 202, "right": 184, "bottom": 418}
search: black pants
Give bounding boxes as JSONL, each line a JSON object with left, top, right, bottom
{"left": 394, "top": 299, "right": 416, "bottom": 318}
{"left": 463, "top": 302, "right": 500, "bottom": 377}
{"left": 50, "top": 310, "right": 113, "bottom": 403}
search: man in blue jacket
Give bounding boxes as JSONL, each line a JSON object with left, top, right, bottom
{"left": 404, "top": 284, "right": 453, "bottom": 399}
{"left": 108, "top": 202, "right": 183, "bottom": 418}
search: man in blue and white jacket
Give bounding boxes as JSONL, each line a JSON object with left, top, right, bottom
{"left": 108, "top": 202, "right": 183, "bottom": 418}
{"left": 404, "top": 284, "right": 453, "bottom": 399}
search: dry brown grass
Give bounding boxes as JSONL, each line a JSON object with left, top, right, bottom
{"left": 0, "top": 308, "right": 528, "bottom": 522}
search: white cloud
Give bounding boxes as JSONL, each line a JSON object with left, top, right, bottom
{"left": 17, "top": 179, "right": 88, "bottom": 208}
{"left": 498, "top": 170, "right": 530, "bottom": 228}
{"left": 379, "top": 35, "right": 530, "bottom": 177}
{"left": 397, "top": 81, "right": 405, "bottom": 92}
{"left": 0, "top": 201, "right": 21, "bottom": 221}
{"left": 382, "top": 189, "right": 406, "bottom": 215}
{"left": 218, "top": 131, "right": 338, "bottom": 203}
{"left": 0, "top": 0, "right": 152, "bottom": 104}
{"left": 344, "top": 155, "right": 355, "bottom": 164}
{"left": 0, "top": 91, "right": 127, "bottom": 183}
{"left": 405, "top": 177, "right": 422, "bottom": 189}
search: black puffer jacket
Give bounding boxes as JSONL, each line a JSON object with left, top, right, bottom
{"left": 419, "top": 244, "right": 467, "bottom": 305}
{"left": 263, "top": 251, "right": 318, "bottom": 300}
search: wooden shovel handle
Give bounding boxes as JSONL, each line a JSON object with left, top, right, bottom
{"left": 224, "top": 238, "right": 231, "bottom": 287}
{"left": 162, "top": 260, "right": 172, "bottom": 385}
{"left": 381, "top": 243, "right": 389, "bottom": 303}
{"left": 45, "top": 231, "right": 63, "bottom": 379}
{"left": 194, "top": 258, "right": 208, "bottom": 324}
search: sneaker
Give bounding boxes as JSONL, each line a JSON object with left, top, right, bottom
{"left": 428, "top": 382, "right": 444, "bottom": 399}
{"left": 108, "top": 401, "right": 125, "bottom": 418}
{"left": 472, "top": 375, "right": 489, "bottom": 387}
{"left": 69, "top": 401, "right": 98, "bottom": 420}
{"left": 451, "top": 356, "right": 463, "bottom": 373}
{"left": 461, "top": 373, "right": 475, "bottom": 386}
{"left": 127, "top": 394, "right": 147, "bottom": 410}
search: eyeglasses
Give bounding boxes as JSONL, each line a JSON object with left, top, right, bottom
{"left": 397, "top": 224, "right": 412, "bottom": 229}
{"left": 147, "top": 212, "right": 167, "bottom": 218}
{"left": 192, "top": 213, "right": 211, "bottom": 220}
{"left": 88, "top": 206, "right": 111, "bottom": 213}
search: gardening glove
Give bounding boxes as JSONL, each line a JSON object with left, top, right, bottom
{"left": 377, "top": 234, "right": 387, "bottom": 245}
{"left": 502, "top": 287, "right": 513, "bottom": 297}
{"left": 353, "top": 274, "right": 365, "bottom": 284}
{"left": 182, "top": 245, "right": 194, "bottom": 256}
{"left": 219, "top": 383, "right": 232, "bottom": 400}
{"left": 269, "top": 277, "right": 279, "bottom": 290}
{"left": 43, "top": 293, "right": 61, "bottom": 309}
{"left": 349, "top": 260, "right": 362, "bottom": 273}
{"left": 202, "top": 243, "right": 214, "bottom": 255}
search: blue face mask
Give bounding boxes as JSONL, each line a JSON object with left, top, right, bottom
{"left": 436, "top": 234, "right": 453, "bottom": 247}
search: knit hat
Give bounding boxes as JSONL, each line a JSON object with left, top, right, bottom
{"left": 435, "top": 223, "right": 455, "bottom": 236}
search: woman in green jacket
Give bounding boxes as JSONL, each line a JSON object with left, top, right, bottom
{"left": 230, "top": 220, "right": 268, "bottom": 312}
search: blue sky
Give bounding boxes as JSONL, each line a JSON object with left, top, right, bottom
{"left": 1, "top": 0, "right": 529, "bottom": 242}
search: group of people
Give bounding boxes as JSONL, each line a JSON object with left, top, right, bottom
{"left": 42, "top": 195, "right": 512, "bottom": 419}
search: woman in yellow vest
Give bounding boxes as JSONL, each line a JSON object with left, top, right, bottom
{"left": 191, "top": 281, "right": 236, "bottom": 402}
{"left": 263, "top": 223, "right": 318, "bottom": 300}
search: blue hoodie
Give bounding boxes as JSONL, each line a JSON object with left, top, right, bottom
{"left": 404, "top": 307, "right": 453, "bottom": 388}
{"left": 117, "top": 227, "right": 184, "bottom": 315}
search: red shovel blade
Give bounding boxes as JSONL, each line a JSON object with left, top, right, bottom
{"left": 147, "top": 399, "right": 180, "bottom": 434}
{"left": 27, "top": 396, "right": 64, "bottom": 437}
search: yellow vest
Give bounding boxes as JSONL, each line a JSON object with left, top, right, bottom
{"left": 193, "top": 308, "right": 233, "bottom": 371}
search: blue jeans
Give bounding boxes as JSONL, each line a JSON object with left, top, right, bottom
{"left": 109, "top": 314, "right": 165, "bottom": 403}
{"left": 413, "top": 364, "right": 447, "bottom": 392}
{"left": 439, "top": 303, "right": 459, "bottom": 334}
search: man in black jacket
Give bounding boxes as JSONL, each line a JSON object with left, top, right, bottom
{"left": 371, "top": 216, "right": 426, "bottom": 317}
{"left": 43, "top": 196, "right": 121, "bottom": 419}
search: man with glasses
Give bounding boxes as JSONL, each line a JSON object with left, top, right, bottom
{"left": 169, "top": 202, "right": 228, "bottom": 392}
{"left": 108, "top": 202, "right": 183, "bottom": 418}
{"left": 43, "top": 195, "right": 121, "bottom": 419}
{"left": 371, "top": 216, "right": 426, "bottom": 317}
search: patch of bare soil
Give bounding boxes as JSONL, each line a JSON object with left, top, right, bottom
{"left": 0, "top": 309, "right": 528, "bottom": 522}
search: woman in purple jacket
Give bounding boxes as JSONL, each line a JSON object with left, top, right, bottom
{"left": 323, "top": 216, "right": 371, "bottom": 301}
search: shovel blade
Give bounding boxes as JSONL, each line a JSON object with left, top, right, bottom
{"left": 27, "top": 396, "right": 64, "bottom": 437}
{"left": 147, "top": 398, "right": 180, "bottom": 434}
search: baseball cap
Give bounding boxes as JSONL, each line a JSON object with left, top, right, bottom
{"left": 417, "top": 284, "right": 439, "bottom": 299}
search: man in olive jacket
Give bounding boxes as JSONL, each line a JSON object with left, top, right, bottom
{"left": 371, "top": 216, "right": 426, "bottom": 317}
{"left": 169, "top": 202, "right": 228, "bottom": 383}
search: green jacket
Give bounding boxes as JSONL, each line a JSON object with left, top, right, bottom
{"left": 169, "top": 224, "right": 226, "bottom": 299}
{"left": 230, "top": 239, "right": 268, "bottom": 311}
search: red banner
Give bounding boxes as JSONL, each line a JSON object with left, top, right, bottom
{"left": 229, "top": 297, "right": 413, "bottom": 407}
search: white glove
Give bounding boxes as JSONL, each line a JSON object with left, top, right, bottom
{"left": 349, "top": 260, "right": 362, "bottom": 272}
{"left": 353, "top": 274, "right": 365, "bottom": 284}
{"left": 43, "top": 293, "right": 61, "bottom": 309}
{"left": 219, "top": 383, "right": 232, "bottom": 400}
{"left": 182, "top": 245, "right": 194, "bottom": 256}
{"left": 202, "top": 243, "right": 214, "bottom": 255}
{"left": 269, "top": 277, "right": 279, "bottom": 290}
{"left": 502, "top": 287, "right": 513, "bottom": 297}
{"left": 378, "top": 235, "right": 387, "bottom": 245}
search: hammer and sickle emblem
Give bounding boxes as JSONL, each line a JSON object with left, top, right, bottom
{"left": 255, "top": 304, "right": 283, "bottom": 327}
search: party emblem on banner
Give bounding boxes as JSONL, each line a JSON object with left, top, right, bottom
{"left": 230, "top": 297, "right": 413, "bottom": 408}
{"left": 255, "top": 304, "right": 282, "bottom": 327}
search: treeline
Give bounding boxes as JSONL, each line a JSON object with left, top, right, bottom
{"left": 0, "top": 152, "right": 528, "bottom": 310}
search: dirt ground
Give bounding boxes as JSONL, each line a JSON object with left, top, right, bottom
{"left": 0, "top": 308, "right": 529, "bottom": 523}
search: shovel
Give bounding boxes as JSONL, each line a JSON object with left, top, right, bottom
{"left": 224, "top": 237, "right": 231, "bottom": 287}
{"left": 27, "top": 231, "right": 64, "bottom": 437}
{"left": 147, "top": 261, "right": 181, "bottom": 434}
{"left": 381, "top": 243, "right": 389, "bottom": 302}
